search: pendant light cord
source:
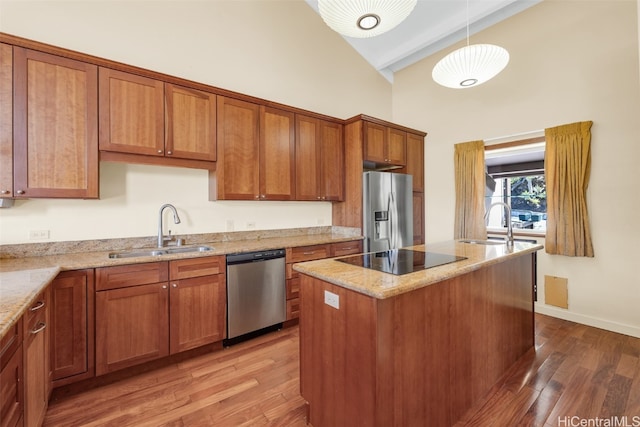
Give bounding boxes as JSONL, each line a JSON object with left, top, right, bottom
{"left": 466, "top": 0, "right": 470, "bottom": 47}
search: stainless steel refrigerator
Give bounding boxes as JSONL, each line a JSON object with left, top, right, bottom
{"left": 363, "top": 171, "right": 413, "bottom": 252}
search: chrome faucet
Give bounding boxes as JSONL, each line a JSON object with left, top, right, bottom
{"left": 157, "top": 204, "right": 181, "bottom": 248}
{"left": 485, "top": 202, "right": 514, "bottom": 247}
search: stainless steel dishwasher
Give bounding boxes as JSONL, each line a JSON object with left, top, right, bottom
{"left": 224, "top": 249, "right": 286, "bottom": 345}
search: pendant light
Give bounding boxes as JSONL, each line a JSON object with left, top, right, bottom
{"left": 318, "top": 0, "right": 417, "bottom": 38}
{"left": 432, "top": 0, "right": 509, "bottom": 88}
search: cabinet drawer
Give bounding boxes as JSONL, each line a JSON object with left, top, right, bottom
{"left": 286, "top": 277, "right": 300, "bottom": 300}
{"left": 331, "top": 240, "right": 362, "bottom": 257}
{"left": 286, "top": 298, "right": 300, "bottom": 320}
{"left": 170, "top": 255, "right": 225, "bottom": 280}
{"left": 287, "top": 244, "right": 331, "bottom": 263}
{"left": 0, "top": 318, "right": 22, "bottom": 371}
{"left": 96, "top": 262, "right": 169, "bottom": 291}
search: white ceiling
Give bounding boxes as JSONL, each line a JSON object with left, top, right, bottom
{"left": 305, "top": 0, "right": 542, "bottom": 82}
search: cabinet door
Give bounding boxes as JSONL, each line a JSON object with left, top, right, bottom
{"left": 96, "top": 283, "right": 169, "bottom": 376}
{"left": 0, "top": 319, "right": 22, "bottom": 427}
{"left": 0, "top": 43, "right": 12, "bottom": 198}
{"left": 13, "top": 48, "right": 98, "bottom": 198}
{"left": 363, "top": 122, "right": 386, "bottom": 164}
{"left": 215, "top": 96, "right": 260, "bottom": 199}
{"left": 51, "top": 269, "right": 95, "bottom": 385}
{"left": 169, "top": 274, "right": 226, "bottom": 354}
{"left": 99, "top": 68, "right": 164, "bottom": 156}
{"left": 295, "top": 115, "right": 320, "bottom": 200}
{"left": 260, "top": 106, "right": 295, "bottom": 200}
{"left": 23, "top": 289, "right": 49, "bottom": 427}
{"left": 403, "top": 132, "right": 424, "bottom": 192}
{"left": 413, "top": 191, "right": 425, "bottom": 245}
{"left": 319, "top": 120, "right": 344, "bottom": 201}
{"left": 165, "top": 83, "right": 216, "bottom": 161}
{"left": 387, "top": 128, "right": 407, "bottom": 166}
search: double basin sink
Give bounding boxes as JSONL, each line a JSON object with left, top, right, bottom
{"left": 108, "top": 245, "right": 213, "bottom": 259}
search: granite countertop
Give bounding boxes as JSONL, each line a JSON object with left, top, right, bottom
{"left": 292, "top": 240, "right": 543, "bottom": 299}
{"left": 0, "top": 230, "right": 362, "bottom": 340}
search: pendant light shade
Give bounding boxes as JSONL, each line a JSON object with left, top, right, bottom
{"left": 318, "top": 0, "right": 417, "bottom": 38}
{"left": 432, "top": 44, "right": 510, "bottom": 89}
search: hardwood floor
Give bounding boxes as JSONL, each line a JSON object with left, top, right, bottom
{"left": 44, "top": 314, "right": 640, "bottom": 427}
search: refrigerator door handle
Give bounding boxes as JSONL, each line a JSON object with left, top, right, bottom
{"left": 386, "top": 192, "right": 393, "bottom": 251}
{"left": 390, "top": 192, "right": 397, "bottom": 249}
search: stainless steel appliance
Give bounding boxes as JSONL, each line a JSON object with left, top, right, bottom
{"left": 363, "top": 171, "right": 413, "bottom": 252}
{"left": 336, "top": 249, "right": 466, "bottom": 276}
{"left": 225, "top": 249, "right": 286, "bottom": 345}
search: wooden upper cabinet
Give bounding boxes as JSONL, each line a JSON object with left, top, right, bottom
{"left": 403, "top": 132, "right": 425, "bottom": 192}
{"left": 99, "top": 68, "right": 164, "bottom": 156}
{"left": 260, "top": 106, "right": 295, "bottom": 200}
{"left": 212, "top": 96, "right": 260, "bottom": 200}
{"left": 363, "top": 121, "right": 407, "bottom": 167}
{"left": 13, "top": 47, "right": 99, "bottom": 198}
{"left": 165, "top": 83, "right": 216, "bottom": 161}
{"left": 0, "top": 43, "right": 12, "bottom": 198}
{"left": 295, "top": 115, "right": 344, "bottom": 201}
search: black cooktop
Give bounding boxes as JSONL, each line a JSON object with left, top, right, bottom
{"left": 336, "top": 249, "right": 467, "bottom": 276}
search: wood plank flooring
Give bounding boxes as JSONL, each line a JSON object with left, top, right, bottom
{"left": 44, "top": 314, "right": 640, "bottom": 426}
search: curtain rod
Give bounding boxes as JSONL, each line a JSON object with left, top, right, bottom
{"left": 484, "top": 129, "right": 544, "bottom": 145}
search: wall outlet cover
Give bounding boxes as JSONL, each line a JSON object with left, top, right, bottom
{"left": 324, "top": 290, "right": 339, "bottom": 309}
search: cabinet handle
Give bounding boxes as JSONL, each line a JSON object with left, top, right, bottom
{"left": 172, "top": 283, "right": 177, "bottom": 288}
{"left": 167, "top": 151, "right": 172, "bottom": 155}
{"left": 31, "top": 322, "right": 46, "bottom": 335}
{"left": 1, "top": 190, "right": 9, "bottom": 195}
{"left": 303, "top": 251, "right": 315, "bottom": 255}
{"left": 16, "top": 190, "right": 25, "bottom": 195}
{"left": 30, "top": 300, "right": 45, "bottom": 312}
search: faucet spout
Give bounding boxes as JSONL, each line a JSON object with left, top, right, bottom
{"left": 158, "top": 204, "right": 181, "bottom": 248}
{"left": 485, "top": 202, "right": 514, "bottom": 247}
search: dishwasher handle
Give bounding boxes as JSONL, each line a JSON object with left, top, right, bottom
{"left": 226, "top": 248, "right": 286, "bottom": 265}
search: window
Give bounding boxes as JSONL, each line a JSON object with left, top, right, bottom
{"left": 484, "top": 138, "right": 546, "bottom": 233}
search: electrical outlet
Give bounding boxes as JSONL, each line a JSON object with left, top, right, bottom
{"left": 226, "top": 220, "right": 235, "bottom": 232}
{"left": 246, "top": 221, "right": 256, "bottom": 230}
{"left": 324, "top": 290, "right": 339, "bottom": 309}
{"left": 29, "top": 230, "right": 50, "bottom": 240}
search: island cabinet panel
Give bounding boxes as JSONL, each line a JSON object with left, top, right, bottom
{"left": 98, "top": 68, "right": 164, "bottom": 156}
{"left": 13, "top": 47, "right": 98, "bottom": 199}
{"left": 0, "top": 43, "right": 12, "bottom": 198}
{"left": 50, "top": 269, "right": 95, "bottom": 387}
{"left": 299, "top": 254, "right": 534, "bottom": 427}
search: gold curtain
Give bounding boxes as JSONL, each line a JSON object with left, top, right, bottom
{"left": 454, "top": 140, "right": 487, "bottom": 240}
{"left": 544, "top": 121, "right": 594, "bottom": 257}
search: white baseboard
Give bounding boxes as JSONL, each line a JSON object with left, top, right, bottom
{"left": 534, "top": 303, "right": 640, "bottom": 339}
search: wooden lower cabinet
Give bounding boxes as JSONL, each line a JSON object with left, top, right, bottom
{"left": 95, "top": 256, "right": 226, "bottom": 375}
{"left": 285, "top": 240, "right": 362, "bottom": 321}
{"left": 0, "top": 319, "right": 23, "bottom": 427}
{"left": 23, "top": 289, "right": 50, "bottom": 427}
{"left": 50, "top": 269, "right": 95, "bottom": 387}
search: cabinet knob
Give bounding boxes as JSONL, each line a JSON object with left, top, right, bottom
{"left": 157, "top": 150, "right": 163, "bottom": 154}
{"left": 255, "top": 195, "right": 260, "bottom": 199}
{"left": 16, "top": 190, "right": 25, "bottom": 195}
{"left": 162, "top": 285, "right": 167, "bottom": 289}
{"left": 172, "top": 283, "right": 177, "bottom": 288}
{"left": 1, "top": 190, "right": 9, "bottom": 195}
{"left": 167, "top": 151, "right": 172, "bottom": 155}
{"left": 260, "top": 195, "right": 266, "bottom": 199}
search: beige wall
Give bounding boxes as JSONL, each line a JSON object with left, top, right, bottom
{"left": 0, "top": 0, "right": 391, "bottom": 244}
{"left": 393, "top": 0, "right": 640, "bottom": 337}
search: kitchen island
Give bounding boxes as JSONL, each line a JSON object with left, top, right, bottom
{"left": 293, "top": 239, "right": 542, "bottom": 427}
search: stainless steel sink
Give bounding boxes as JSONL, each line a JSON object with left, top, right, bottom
{"left": 108, "top": 245, "right": 213, "bottom": 259}
{"left": 458, "top": 239, "right": 506, "bottom": 245}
